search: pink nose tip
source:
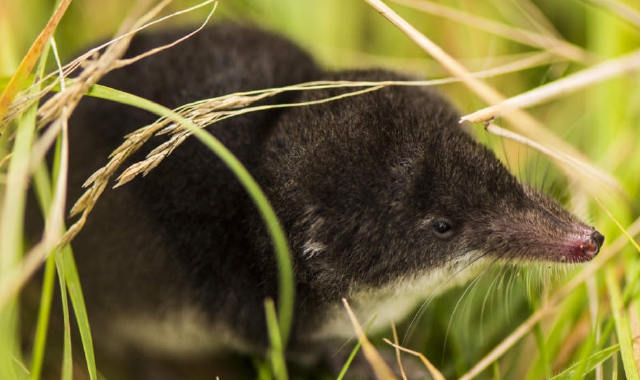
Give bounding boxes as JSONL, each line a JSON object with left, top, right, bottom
{"left": 581, "top": 230, "right": 604, "bottom": 257}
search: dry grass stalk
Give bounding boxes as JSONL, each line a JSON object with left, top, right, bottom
{"left": 34, "top": 0, "right": 173, "bottom": 239}
{"left": 0, "top": 39, "right": 73, "bottom": 315}
{"left": 40, "top": 37, "right": 70, "bottom": 267}
{"left": 483, "top": 123, "right": 629, "bottom": 207}
{"left": 55, "top": 0, "right": 219, "bottom": 245}
{"left": 1, "top": 38, "right": 558, "bottom": 156}
{"left": 508, "top": 0, "right": 564, "bottom": 38}
{"left": 99, "top": 50, "right": 571, "bottom": 189}
{"left": 382, "top": 338, "right": 446, "bottom": 380}
{"left": 0, "top": 0, "right": 194, "bottom": 313}
{"left": 33, "top": 0, "right": 186, "bottom": 144}
{"left": 1, "top": 0, "right": 217, "bottom": 127}
{"left": 0, "top": 24, "right": 137, "bottom": 309}
{"left": 363, "top": 0, "right": 625, "bottom": 203}
{"left": 68, "top": 82, "right": 386, "bottom": 232}
{"left": 0, "top": 1, "right": 144, "bottom": 312}
{"left": 342, "top": 298, "right": 398, "bottom": 380}
{"left": 390, "top": 0, "right": 595, "bottom": 64}
{"left": 390, "top": 323, "right": 408, "bottom": 380}
{"left": 0, "top": 0, "right": 72, "bottom": 124}
{"left": 113, "top": 0, "right": 218, "bottom": 70}
{"left": 0, "top": 20, "right": 560, "bottom": 133}
{"left": 462, "top": 48, "right": 640, "bottom": 124}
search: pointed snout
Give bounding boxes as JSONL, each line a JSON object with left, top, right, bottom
{"left": 579, "top": 229, "right": 605, "bottom": 258}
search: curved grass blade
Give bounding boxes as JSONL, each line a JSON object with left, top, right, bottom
{"left": 84, "top": 84, "right": 295, "bottom": 346}
{"left": 550, "top": 344, "right": 619, "bottom": 380}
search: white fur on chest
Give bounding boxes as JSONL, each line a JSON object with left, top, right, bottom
{"left": 106, "top": 253, "right": 489, "bottom": 355}
{"left": 109, "top": 308, "right": 253, "bottom": 358}
{"left": 311, "top": 253, "right": 489, "bottom": 340}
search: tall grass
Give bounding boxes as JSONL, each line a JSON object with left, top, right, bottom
{"left": 1, "top": 0, "right": 639, "bottom": 379}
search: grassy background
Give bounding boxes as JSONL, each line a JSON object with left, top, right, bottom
{"left": 1, "top": 0, "right": 640, "bottom": 379}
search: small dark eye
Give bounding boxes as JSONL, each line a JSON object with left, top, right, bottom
{"left": 432, "top": 219, "right": 453, "bottom": 239}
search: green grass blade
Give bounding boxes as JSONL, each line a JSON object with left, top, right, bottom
{"left": 264, "top": 298, "right": 288, "bottom": 380}
{"left": 532, "top": 322, "right": 552, "bottom": 379}
{"left": 60, "top": 245, "right": 97, "bottom": 380}
{"left": 336, "top": 340, "right": 363, "bottom": 380}
{"left": 492, "top": 361, "right": 501, "bottom": 380}
{"left": 27, "top": 101, "right": 58, "bottom": 380}
{"left": 550, "top": 344, "right": 619, "bottom": 380}
{"left": 0, "top": 52, "right": 41, "bottom": 380}
{"left": 605, "top": 268, "right": 639, "bottom": 380}
{"left": 568, "top": 329, "right": 597, "bottom": 380}
{"left": 254, "top": 359, "right": 273, "bottom": 380}
{"left": 28, "top": 254, "right": 56, "bottom": 380}
{"left": 1, "top": 21, "right": 55, "bottom": 378}
{"left": 84, "top": 84, "right": 295, "bottom": 346}
{"left": 54, "top": 252, "right": 72, "bottom": 380}
{"left": 30, "top": 122, "right": 97, "bottom": 379}
{"left": 336, "top": 316, "right": 376, "bottom": 380}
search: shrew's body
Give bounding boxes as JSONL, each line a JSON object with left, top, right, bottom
{"left": 39, "top": 24, "right": 603, "bottom": 369}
